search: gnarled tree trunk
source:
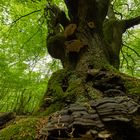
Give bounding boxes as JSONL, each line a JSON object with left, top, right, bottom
{"left": 39, "top": 0, "right": 140, "bottom": 139}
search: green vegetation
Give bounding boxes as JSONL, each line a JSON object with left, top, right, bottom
{"left": 0, "top": 0, "right": 62, "bottom": 114}
{"left": 0, "top": 118, "right": 38, "bottom": 140}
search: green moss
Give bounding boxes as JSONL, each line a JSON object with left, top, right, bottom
{"left": 0, "top": 118, "right": 39, "bottom": 140}
{"left": 66, "top": 76, "right": 83, "bottom": 95}
{"left": 40, "top": 70, "right": 87, "bottom": 114}
{"left": 42, "top": 102, "right": 63, "bottom": 115}
{"left": 124, "top": 78, "right": 140, "bottom": 95}
{"left": 47, "top": 69, "right": 72, "bottom": 98}
{"left": 46, "top": 69, "right": 85, "bottom": 103}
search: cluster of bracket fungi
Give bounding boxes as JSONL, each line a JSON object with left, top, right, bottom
{"left": 40, "top": 96, "right": 140, "bottom": 139}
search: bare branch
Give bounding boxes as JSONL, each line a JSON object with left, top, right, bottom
{"left": 5, "top": 9, "right": 42, "bottom": 39}
{"left": 20, "top": 28, "right": 41, "bottom": 50}
{"left": 11, "top": 9, "right": 41, "bottom": 25}
{"left": 123, "top": 43, "right": 140, "bottom": 57}
{"left": 120, "top": 49, "right": 129, "bottom": 69}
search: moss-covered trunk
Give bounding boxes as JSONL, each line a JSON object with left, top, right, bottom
{"left": 40, "top": 0, "right": 129, "bottom": 112}
{"left": 38, "top": 0, "right": 140, "bottom": 139}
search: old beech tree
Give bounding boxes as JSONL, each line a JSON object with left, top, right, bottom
{"left": 37, "top": 0, "right": 140, "bottom": 139}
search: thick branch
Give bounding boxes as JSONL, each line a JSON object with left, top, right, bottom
{"left": 125, "top": 15, "right": 140, "bottom": 30}
{"left": 64, "top": 0, "right": 110, "bottom": 26}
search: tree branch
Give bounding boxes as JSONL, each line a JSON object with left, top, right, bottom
{"left": 11, "top": 9, "right": 41, "bottom": 25}
{"left": 125, "top": 15, "right": 140, "bottom": 30}
{"left": 5, "top": 9, "right": 42, "bottom": 40}
{"left": 123, "top": 43, "right": 140, "bottom": 57}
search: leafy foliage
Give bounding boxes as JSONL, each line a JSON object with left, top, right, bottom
{"left": 0, "top": 0, "right": 62, "bottom": 114}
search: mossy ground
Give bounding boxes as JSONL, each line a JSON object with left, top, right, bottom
{"left": 0, "top": 117, "right": 41, "bottom": 140}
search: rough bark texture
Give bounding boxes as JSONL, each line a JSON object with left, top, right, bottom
{"left": 38, "top": 0, "right": 140, "bottom": 139}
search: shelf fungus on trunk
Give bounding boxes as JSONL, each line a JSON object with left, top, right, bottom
{"left": 65, "top": 39, "right": 87, "bottom": 53}
{"left": 40, "top": 96, "right": 140, "bottom": 139}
